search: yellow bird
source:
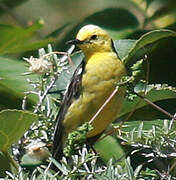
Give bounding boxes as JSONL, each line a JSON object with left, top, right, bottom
{"left": 52, "top": 24, "right": 126, "bottom": 162}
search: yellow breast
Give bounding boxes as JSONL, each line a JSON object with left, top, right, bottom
{"left": 63, "top": 52, "right": 126, "bottom": 137}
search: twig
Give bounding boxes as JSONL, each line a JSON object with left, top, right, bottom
{"left": 145, "top": 55, "right": 150, "bottom": 90}
{"left": 42, "top": 50, "right": 73, "bottom": 66}
{"left": 98, "top": 101, "right": 140, "bottom": 141}
{"left": 133, "top": 91, "right": 176, "bottom": 120}
{"left": 89, "top": 87, "right": 119, "bottom": 124}
{"left": 169, "top": 113, "right": 176, "bottom": 130}
{"left": 22, "top": 96, "right": 27, "bottom": 110}
{"left": 33, "top": 76, "right": 57, "bottom": 113}
{"left": 168, "top": 159, "right": 176, "bottom": 175}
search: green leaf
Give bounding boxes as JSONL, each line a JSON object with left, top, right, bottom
{"left": 114, "top": 39, "right": 136, "bottom": 60}
{"left": 123, "top": 29, "right": 176, "bottom": 63}
{"left": 95, "top": 136, "right": 125, "bottom": 162}
{"left": 134, "top": 164, "right": 143, "bottom": 178}
{"left": 21, "top": 154, "right": 42, "bottom": 167}
{"left": 8, "top": 38, "right": 53, "bottom": 54}
{"left": 0, "top": 56, "right": 37, "bottom": 109}
{"left": 0, "top": 109, "right": 38, "bottom": 151}
{"left": 0, "top": 21, "right": 53, "bottom": 55}
{"left": 125, "top": 157, "right": 134, "bottom": 179}
{"left": 21, "top": 147, "right": 50, "bottom": 168}
{"left": 119, "top": 83, "right": 176, "bottom": 118}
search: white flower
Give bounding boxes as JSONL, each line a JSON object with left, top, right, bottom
{"left": 24, "top": 56, "right": 52, "bottom": 74}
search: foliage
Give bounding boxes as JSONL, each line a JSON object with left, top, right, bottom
{"left": 63, "top": 122, "right": 93, "bottom": 157}
{"left": 0, "top": 0, "right": 176, "bottom": 179}
{"left": 5, "top": 147, "right": 159, "bottom": 180}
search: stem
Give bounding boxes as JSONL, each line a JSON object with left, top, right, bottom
{"left": 42, "top": 51, "right": 73, "bottom": 66}
{"left": 169, "top": 113, "right": 176, "bottom": 130}
{"left": 169, "top": 159, "right": 176, "bottom": 174}
{"left": 22, "top": 96, "right": 27, "bottom": 110}
{"left": 134, "top": 91, "right": 176, "bottom": 120}
{"left": 33, "top": 76, "right": 57, "bottom": 113}
{"left": 145, "top": 55, "right": 150, "bottom": 88}
{"left": 89, "top": 87, "right": 119, "bottom": 124}
{"left": 100, "top": 104, "right": 139, "bottom": 141}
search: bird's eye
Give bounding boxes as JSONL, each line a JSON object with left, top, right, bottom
{"left": 90, "top": 35, "right": 97, "bottom": 40}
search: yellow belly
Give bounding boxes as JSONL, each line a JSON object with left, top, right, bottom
{"left": 63, "top": 52, "right": 126, "bottom": 138}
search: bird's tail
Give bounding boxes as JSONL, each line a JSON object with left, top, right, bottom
{"left": 50, "top": 121, "right": 64, "bottom": 171}
{"left": 50, "top": 143, "right": 63, "bottom": 171}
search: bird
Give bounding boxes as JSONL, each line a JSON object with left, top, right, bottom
{"left": 52, "top": 24, "right": 126, "bottom": 163}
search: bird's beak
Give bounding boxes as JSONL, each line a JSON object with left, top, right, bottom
{"left": 66, "top": 39, "right": 84, "bottom": 45}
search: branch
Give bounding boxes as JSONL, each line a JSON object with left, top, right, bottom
{"left": 133, "top": 91, "right": 176, "bottom": 120}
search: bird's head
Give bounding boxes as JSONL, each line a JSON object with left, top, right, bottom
{"left": 67, "top": 24, "right": 113, "bottom": 57}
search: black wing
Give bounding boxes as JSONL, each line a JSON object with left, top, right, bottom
{"left": 52, "top": 60, "right": 85, "bottom": 161}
